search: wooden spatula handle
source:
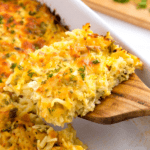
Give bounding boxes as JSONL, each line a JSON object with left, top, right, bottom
{"left": 82, "top": 73, "right": 150, "bottom": 124}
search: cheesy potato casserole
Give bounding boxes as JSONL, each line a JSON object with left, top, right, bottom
{"left": 0, "top": 0, "right": 67, "bottom": 93}
{"left": 0, "top": 0, "right": 143, "bottom": 149}
{"left": 0, "top": 0, "right": 86, "bottom": 149}
{"left": 5, "top": 24, "right": 142, "bottom": 126}
{"left": 0, "top": 93, "right": 87, "bottom": 150}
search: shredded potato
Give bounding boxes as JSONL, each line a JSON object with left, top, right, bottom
{"left": 0, "top": 0, "right": 143, "bottom": 149}
{"left": 0, "top": 0, "right": 86, "bottom": 149}
{"left": 5, "top": 23, "right": 142, "bottom": 126}
{"left": 0, "top": 93, "right": 87, "bottom": 150}
{"left": 0, "top": 0, "right": 67, "bottom": 92}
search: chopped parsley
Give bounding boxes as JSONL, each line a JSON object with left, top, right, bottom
{"left": 34, "top": 44, "right": 40, "bottom": 50}
{"left": 92, "top": 59, "right": 100, "bottom": 64}
{"left": 78, "top": 66, "right": 86, "bottom": 80}
{"left": 7, "top": 16, "right": 14, "bottom": 23}
{"left": 1, "top": 129, "right": 6, "bottom": 132}
{"left": 17, "top": 65, "right": 23, "bottom": 70}
{"left": 4, "top": 100, "right": 9, "bottom": 105}
{"left": 47, "top": 108, "right": 54, "bottom": 114}
{"left": 12, "top": 39, "right": 15, "bottom": 43}
{"left": 69, "top": 68, "right": 73, "bottom": 73}
{"left": 41, "top": 80, "right": 46, "bottom": 85}
{"left": 0, "top": 15, "right": 3, "bottom": 24}
{"left": 10, "top": 30, "right": 15, "bottom": 34}
{"left": 54, "top": 66, "right": 62, "bottom": 73}
{"left": 78, "top": 66, "right": 85, "bottom": 72}
{"left": 63, "top": 72, "right": 68, "bottom": 76}
{"left": 113, "top": 0, "right": 148, "bottom": 11}
{"left": 10, "top": 63, "right": 17, "bottom": 70}
{"left": 29, "top": 11, "right": 36, "bottom": 16}
{"left": 5, "top": 53, "right": 11, "bottom": 58}
{"left": 70, "top": 75, "right": 75, "bottom": 81}
{"left": 137, "top": 0, "right": 147, "bottom": 9}
{"left": 47, "top": 73, "right": 53, "bottom": 78}
{"left": 28, "top": 70, "right": 36, "bottom": 78}
{"left": 48, "top": 108, "right": 51, "bottom": 113}
{"left": 35, "top": 46, "right": 39, "bottom": 50}
{"left": 0, "top": 78, "right": 2, "bottom": 83}
{"left": 19, "top": 3, "right": 26, "bottom": 9}
{"left": 80, "top": 73, "right": 85, "bottom": 80}
{"left": 114, "top": 0, "right": 129, "bottom": 3}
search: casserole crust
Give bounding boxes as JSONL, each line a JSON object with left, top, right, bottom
{"left": 0, "top": 93, "right": 87, "bottom": 150}
{"left": 5, "top": 24, "right": 142, "bottom": 126}
{"left": 0, "top": 0, "right": 86, "bottom": 149}
{"left": 0, "top": 0, "right": 67, "bottom": 92}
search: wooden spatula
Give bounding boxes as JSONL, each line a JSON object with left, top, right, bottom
{"left": 82, "top": 73, "right": 150, "bottom": 124}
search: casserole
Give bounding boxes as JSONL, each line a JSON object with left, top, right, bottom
{"left": 0, "top": 0, "right": 149, "bottom": 149}
{"left": 38, "top": 0, "right": 150, "bottom": 149}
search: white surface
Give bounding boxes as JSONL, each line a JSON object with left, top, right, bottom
{"left": 39, "top": 0, "right": 150, "bottom": 149}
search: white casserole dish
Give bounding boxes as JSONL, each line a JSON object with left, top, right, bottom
{"left": 38, "top": 0, "right": 150, "bottom": 149}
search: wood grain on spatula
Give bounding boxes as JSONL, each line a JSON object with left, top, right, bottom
{"left": 82, "top": 73, "right": 150, "bottom": 124}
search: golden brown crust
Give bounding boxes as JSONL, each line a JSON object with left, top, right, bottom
{"left": 0, "top": 0, "right": 67, "bottom": 91}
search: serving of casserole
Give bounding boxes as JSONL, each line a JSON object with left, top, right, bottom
{"left": 0, "top": 0, "right": 149, "bottom": 149}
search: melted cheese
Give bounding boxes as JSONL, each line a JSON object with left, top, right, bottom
{"left": 0, "top": 0, "right": 67, "bottom": 92}
{"left": 0, "top": 96, "right": 86, "bottom": 150}
{"left": 0, "top": 1, "right": 87, "bottom": 149}
{"left": 5, "top": 23, "right": 142, "bottom": 126}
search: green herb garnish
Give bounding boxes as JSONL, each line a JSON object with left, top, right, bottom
{"left": 0, "top": 15, "right": 3, "bottom": 24}
{"left": 48, "top": 108, "right": 51, "bottom": 113}
{"left": 5, "top": 53, "right": 11, "bottom": 58}
{"left": 35, "top": 46, "right": 39, "bottom": 50}
{"left": 47, "top": 73, "right": 53, "bottom": 78}
{"left": 19, "top": 3, "right": 26, "bottom": 9}
{"left": 17, "top": 65, "right": 23, "bottom": 70}
{"left": 29, "top": 11, "right": 36, "bottom": 16}
{"left": 28, "top": 70, "right": 36, "bottom": 78}
{"left": 69, "top": 68, "right": 73, "bottom": 73}
{"left": 137, "top": 0, "right": 147, "bottom": 9}
{"left": 63, "top": 72, "right": 68, "bottom": 76}
{"left": 70, "top": 75, "right": 75, "bottom": 81}
{"left": 5, "top": 101, "right": 9, "bottom": 105}
{"left": 2, "top": 99, "right": 9, "bottom": 105}
{"left": 54, "top": 67, "right": 62, "bottom": 73}
{"left": 0, "top": 78, "right": 2, "bottom": 83}
{"left": 80, "top": 73, "right": 85, "bottom": 80}
{"left": 78, "top": 66, "right": 86, "bottom": 80}
{"left": 47, "top": 108, "right": 54, "bottom": 114}
{"left": 92, "top": 59, "right": 100, "bottom": 64}
{"left": 10, "top": 63, "right": 17, "bottom": 70}
{"left": 10, "top": 30, "right": 15, "bottom": 34}
{"left": 7, "top": 16, "right": 14, "bottom": 23}
{"left": 41, "top": 80, "right": 46, "bottom": 85}
{"left": 114, "top": 0, "right": 129, "bottom": 3}
{"left": 78, "top": 66, "right": 85, "bottom": 72}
